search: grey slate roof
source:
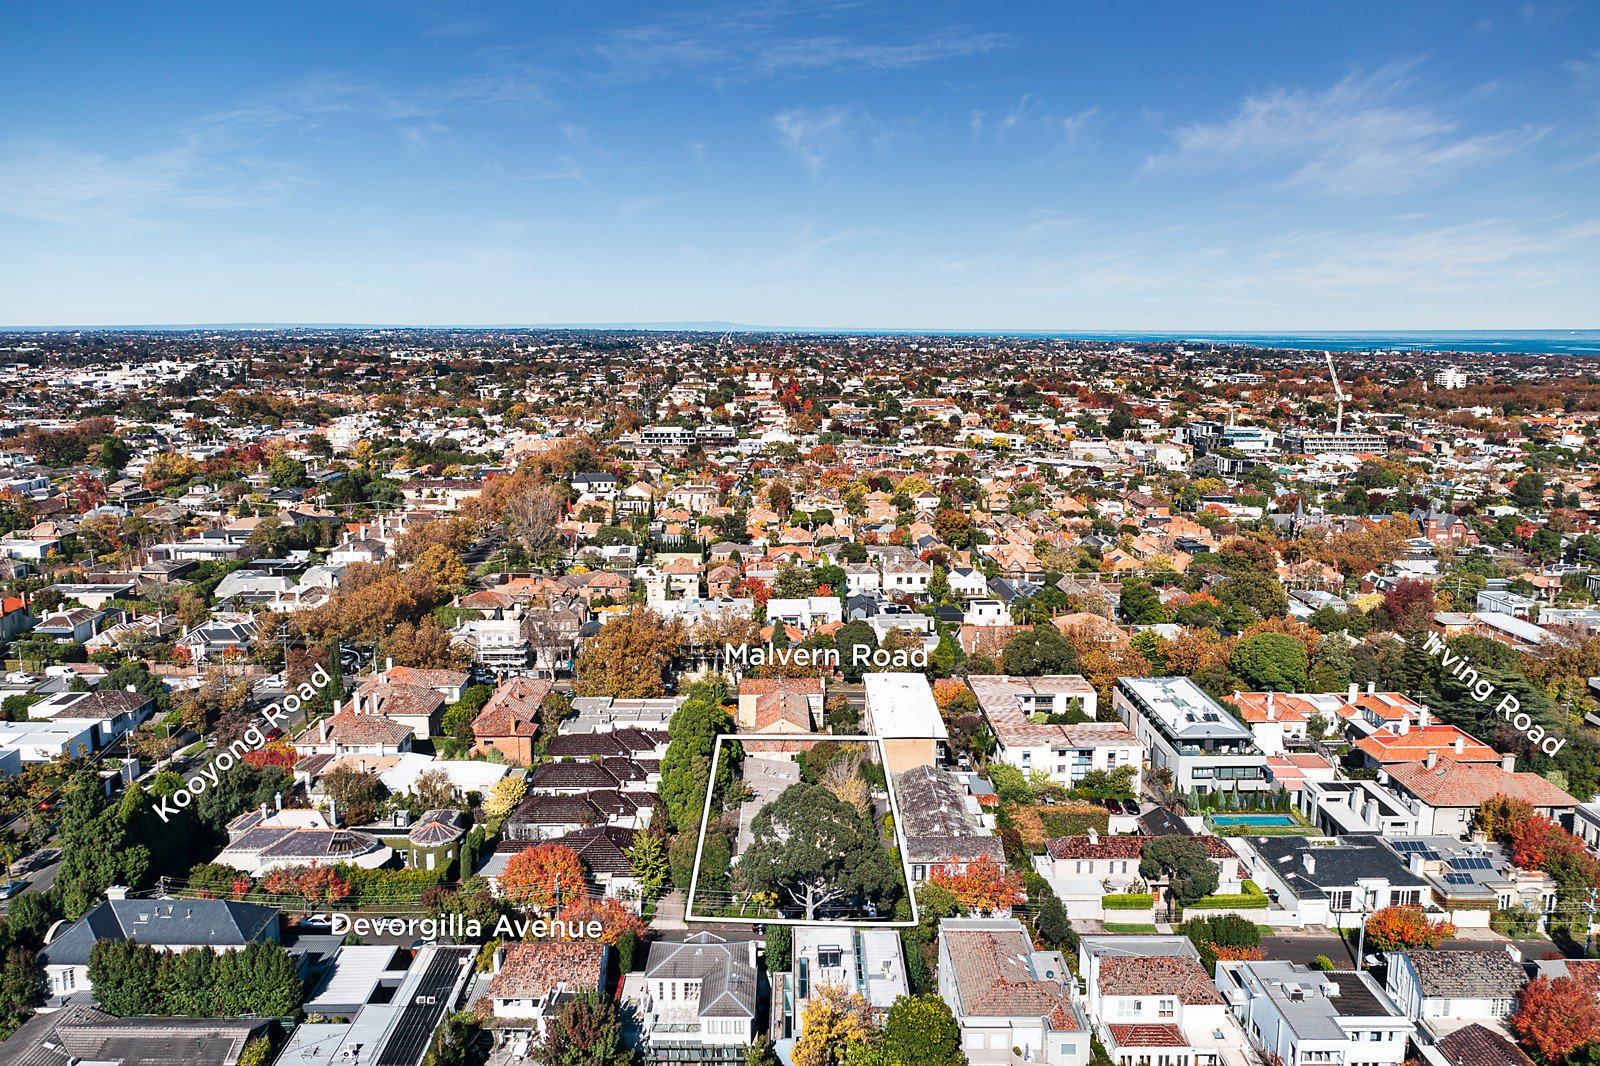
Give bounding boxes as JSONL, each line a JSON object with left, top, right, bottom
{"left": 0, "top": 1004, "right": 269, "bottom": 1066}
{"left": 40, "top": 898, "right": 279, "bottom": 967}
{"left": 645, "top": 933, "right": 757, "bottom": 1019}
{"left": 1403, "top": 950, "right": 1528, "bottom": 999}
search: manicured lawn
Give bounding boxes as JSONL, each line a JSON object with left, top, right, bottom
{"left": 1103, "top": 922, "right": 1158, "bottom": 934}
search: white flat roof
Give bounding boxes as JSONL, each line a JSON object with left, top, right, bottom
{"left": 863, "top": 672, "right": 947, "bottom": 740}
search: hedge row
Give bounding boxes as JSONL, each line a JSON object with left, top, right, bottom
{"left": 1187, "top": 881, "right": 1270, "bottom": 911}
{"left": 1102, "top": 893, "right": 1155, "bottom": 910}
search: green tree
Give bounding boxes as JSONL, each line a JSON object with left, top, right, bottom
{"left": 1120, "top": 581, "right": 1170, "bottom": 625}
{"left": 1229, "top": 633, "right": 1309, "bottom": 691}
{"left": 738, "top": 783, "right": 900, "bottom": 920}
{"left": 1034, "top": 894, "right": 1074, "bottom": 951}
{"left": 57, "top": 774, "right": 146, "bottom": 919}
{"left": 628, "top": 825, "right": 671, "bottom": 900}
{"left": 3, "top": 893, "right": 56, "bottom": 951}
{"left": 1000, "top": 626, "right": 1078, "bottom": 676}
{"left": 1212, "top": 572, "right": 1289, "bottom": 622}
{"left": 88, "top": 939, "right": 162, "bottom": 1015}
{"left": 1511, "top": 471, "right": 1546, "bottom": 510}
{"left": 1139, "top": 836, "right": 1219, "bottom": 908}
{"left": 834, "top": 622, "right": 879, "bottom": 683}
{"left": 747, "top": 1036, "right": 782, "bottom": 1066}
{"left": 531, "top": 990, "right": 636, "bottom": 1066}
{"left": 0, "top": 948, "right": 43, "bottom": 1038}
{"left": 659, "top": 697, "right": 736, "bottom": 832}
{"left": 267, "top": 455, "right": 310, "bottom": 489}
{"left": 1074, "top": 766, "right": 1138, "bottom": 804}
{"left": 1178, "top": 913, "right": 1261, "bottom": 972}
{"left": 881, "top": 993, "right": 963, "bottom": 1066}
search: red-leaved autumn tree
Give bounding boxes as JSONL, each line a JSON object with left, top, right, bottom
{"left": 262, "top": 865, "right": 352, "bottom": 906}
{"left": 1510, "top": 976, "right": 1600, "bottom": 1064}
{"left": 500, "top": 844, "right": 587, "bottom": 910}
{"left": 928, "top": 854, "right": 1026, "bottom": 914}
{"left": 555, "top": 896, "right": 649, "bottom": 945}
{"left": 1363, "top": 905, "right": 1454, "bottom": 951}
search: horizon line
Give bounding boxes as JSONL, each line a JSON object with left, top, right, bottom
{"left": 1, "top": 322, "right": 1596, "bottom": 334}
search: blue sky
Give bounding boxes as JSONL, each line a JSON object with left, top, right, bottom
{"left": 1, "top": 1, "right": 1596, "bottom": 329}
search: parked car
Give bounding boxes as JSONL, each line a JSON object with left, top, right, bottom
{"left": 0, "top": 880, "right": 30, "bottom": 900}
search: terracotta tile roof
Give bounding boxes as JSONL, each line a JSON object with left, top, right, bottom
{"left": 1386, "top": 760, "right": 1579, "bottom": 809}
{"left": 353, "top": 682, "right": 444, "bottom": 720}
{"left": 1348, "top": 692, "right": 1426, "bottom": 720}
{"left": 1097, "top": 956, "right": 1223, "bottom": 1004}
{"left": 1355, "top": 725, "right": 1499, "bottom": 765}
{"left": 294, "top": 709, "right": 413, "bottom": 748}
{"left": 489, "top": 941, "right": 607, "bottom": 1000}
{"left": 381, "top": 665, "right": 469, "bottom": 689}
{"left": 1108, "top": 1024, "right": 1188, "bottom": 1049}
{"left": 941, "top": 926, "right": 1079, "bottom": 1023}
{"left": 1436, "top": 1023, "right": 1536, "bottom": 1066}
{"left": 1044, "top": 834, "right": 1235, "bottom": 861}
{"left": 1231, "top": 692, "right": 1315, "bottom": 724}
{"left": 473, "top": 677, "right": 553, "bottom": 739}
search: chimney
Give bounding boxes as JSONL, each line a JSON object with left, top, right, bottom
{"left": 259, "top": 801, "right": 269, "bottom": 820}
{"left": 1418, "top": 705, "right": 1429, "bottom": 730}
{"left": 1454, "top": 735, "right": 1465, "bottom": 755}
{"left": 105, "top": 886, "right": 129, "bottom": 900}
{"left": 1425, "top": 750, "right": 1438, "bottom": 770}
{"left": 1397, "top": 715, "right": 1410, "bottom": 735}
{"left": 1502, "top": 753, "right": 1517, "bottom": 773}
{"left": 1088, "top": 827, "right": 1099, "bottom": 846}
{"left": 1266, "top": 693, "right": 1276, "bottom": 721}
{"left": 1366, "top": 682, "right": 1375, "bottom": 696}
{"left": 320, "top": 718, "right": 329, "bottom": 743}
{"left": 1302, "top": 853, "right": 1316, "bottom": 875}
{"left": 275, "top": 791, "right": 283, "bottom": 811}
{"left": 386, "top": 657, "right": 394, "bottom": 673}
{"left": 1347, "top": 683, "right": 1358, "bottom": 702}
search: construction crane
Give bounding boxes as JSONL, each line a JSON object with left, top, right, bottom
{"left": 1323, "top": 350, "right": 1350, "bottom": 435}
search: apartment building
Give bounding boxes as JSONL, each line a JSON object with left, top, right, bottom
{"left": 1114, "top": 677, "right": 1267, "bottom": 794}
{"left": 1215, "top": 959, "right": 1414, "bottom": 1066}
{"left": 969, "top": 675, "right": 1141, "bottom": 792}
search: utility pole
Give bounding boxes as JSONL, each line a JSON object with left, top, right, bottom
{"left": 1354, "top": 886, "right": 1372, "bottom": 970}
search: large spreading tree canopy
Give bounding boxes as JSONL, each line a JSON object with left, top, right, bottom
{"left": 737, "top": 782, "right": 900, "bottom": 920}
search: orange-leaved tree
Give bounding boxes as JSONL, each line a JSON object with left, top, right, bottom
{"left": 556, "top": 897, "right": 648, "bottom": 945}
{"left": 1362, "top": 905, "right": 1454, "bottom": 951}
{"left": 1510, "top": 976, "right": 1600, "bottom": 1064}
{"left": 928, "top": 853, "right": 1025, "bottom": 914}
{"left": 501, "top": 844, "right": 587, "bottom": 910}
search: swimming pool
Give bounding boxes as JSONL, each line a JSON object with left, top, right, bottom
{"left": 1209, "top": 814, "right": 1297, "bottom": 827}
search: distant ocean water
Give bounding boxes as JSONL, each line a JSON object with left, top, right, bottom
{"left": 7, "top": 323, "right": 1598, "bottom": 356}
{"left": 809, "top": 329, "right": 1600, "bottom": 356}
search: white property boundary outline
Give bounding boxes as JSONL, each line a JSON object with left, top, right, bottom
{"left": 685, "top": 733, "right": 921, "bottom": 928}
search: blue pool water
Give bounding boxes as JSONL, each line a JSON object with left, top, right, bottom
{"left": 1210, "top": 814, "right": 1296, "bottom": 827}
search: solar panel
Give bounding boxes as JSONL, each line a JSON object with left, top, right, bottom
{"left": 1393, "top": 841, "right": 1428, "bottom": 853}
{"left": 1448, "top": 857, "right": 1492, "bottom": 871}
{"left": 1443, "top": 872, "right": 1475, "bottom": 885}
{"left": 1419, "top": 850, "right": 1442, "bottom": 861}
{"left": 377, "top": 948, "right": 471, "bottom": 1066}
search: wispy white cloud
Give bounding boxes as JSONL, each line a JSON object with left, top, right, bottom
{"left": 772, "top": 105, "right": 860, "bottom": 174}
{"left": 1025, "top": 210, "right": 1089, "bottom": 237}
{"left": 0, "top": 134, "right": 306, "bottom": 226}
{"left": 593, "top": 9, "right": 1009, "bottom": 82}
{"left": 1144, "top": 63, "right": 1542, "bottom": 197}
{"left": 972, "top": 95, "right": 1098, "bottom": 149}
{"left": 620, "top": 193, "right": 669, "bottom": 218}
{"left": 754, "top": 32, "right": 1009, "bottom": 74}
